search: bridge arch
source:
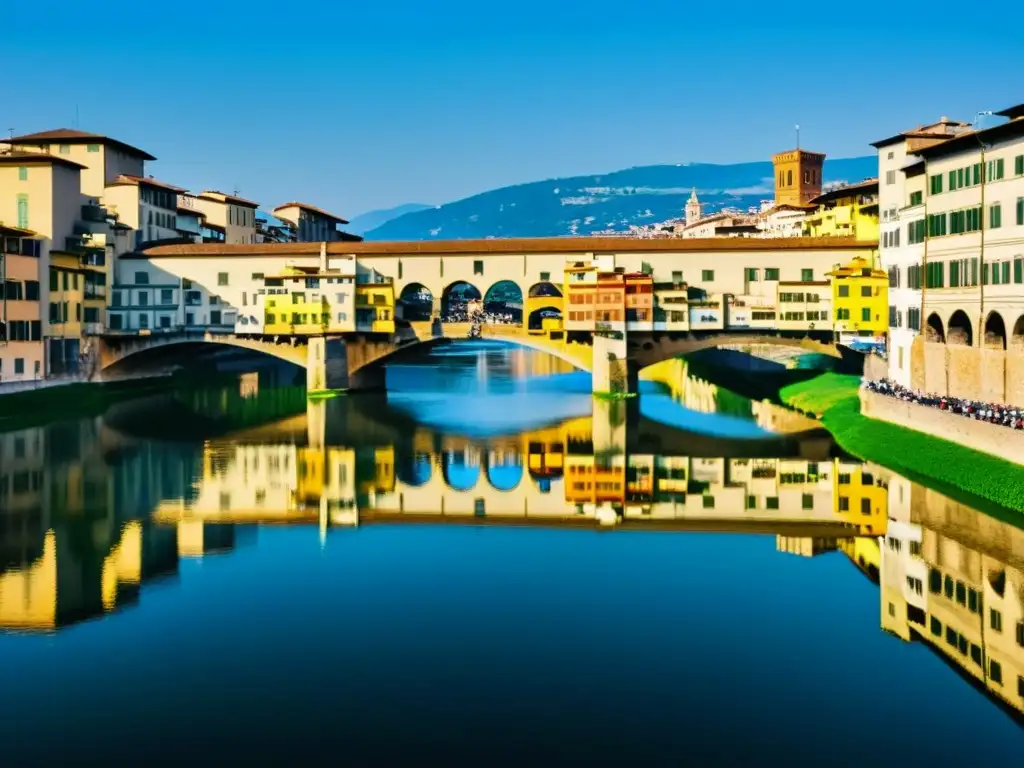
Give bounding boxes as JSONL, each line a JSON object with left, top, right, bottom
{"left": 1013, "top": 314, "right": 1024, "bottom": 351}
{"left": 397, "top": 282, "right": 435, "bottom": 322}
{"left": 947, "top": 309, "right": 973, "bottom": 346}
{"left": 484, "top": 450, "right": 523, "bottom": 492}
{"left": 441, "top": 281, "right": 482, "bottom": 322}
{"left": 527, "top": 304, "right": 563, "bottom": 332}
{"left": 984, "top": 310, "right": 1007, "bottom": 350}
{"left": 396, "top": 452, "right": 433, "bottom": 487}
{"left": 98, "top": 334, "right": 309, "bottom": 378}
{"left": 441, "top": 449, "right": 482, "bottom": 492}
{"left": 528, "top": 281, "right": 563, "bottom": 299}
{"left": 926, "top": 313, "right": 945, "bottom": 343}
{"left": 482, "top": 280, "right": 523, "bottom": 323}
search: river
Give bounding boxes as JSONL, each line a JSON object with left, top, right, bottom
{"left": 1, "top": 341, "right": 1022, "bottom": 763}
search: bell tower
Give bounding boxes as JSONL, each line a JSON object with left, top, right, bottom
{"left": 684, "top": 188, "right": 702, "bottom": 226}
{"left": 772, "top": 149, "right": 825, "bottom": 206}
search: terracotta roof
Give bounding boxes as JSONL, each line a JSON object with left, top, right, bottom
{"left": 3, "top": 128, "right": 156, "bottom": 160}
{"left": 0, "top": 224, "right": 39, "bottom": 237}
{"left": 996, "top": 103, "right": 1024, "bottom": 120}
{"left": 108, "top": 174, "right": 187, "bottom": 193}
{"left": 272, "top": 202, "right": 349, "bottom": 224}
{"left": 0, "top": 151, "right": 86, "bottom": 170}
{"left": 198, "top": 190, "right": 261, "bottom": 208}
{"left": 808, "top": 178, "right": 879, "bottom": 206}
{"left": 134, "top": 235, "right": 876, "bottom": 259}
{"left": 910, "top": 118, "right": 1024, "bottom": 159}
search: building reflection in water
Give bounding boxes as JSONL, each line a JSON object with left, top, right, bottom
{"left": 1, "top": 385, "right": 1023, "bottom": 723}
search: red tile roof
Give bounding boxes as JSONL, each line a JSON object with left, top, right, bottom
{"left": 109, "top": 174, "right": 187, "bottom": 193}
{"left": 3, "top": 128, "right": 156, "bottom": 160}
{"left": 135, "top": 235, "right": 875, "bottom": 259}
{"left": 272, "top": 202, "right": 349, "bottom": 224}
{"left": 198, "top": 190, "right": 261, "bottom": 208}
{"left": 0, "top": 150, "right": 87, "bottom": 170}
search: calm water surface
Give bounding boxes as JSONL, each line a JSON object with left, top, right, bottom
{"left": 1, "top": 342, "right": 1022, "bottom": 764}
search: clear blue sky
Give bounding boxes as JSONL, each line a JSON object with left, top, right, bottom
{"left": 6, "top": 1, "right": 1022, "bottom": 217}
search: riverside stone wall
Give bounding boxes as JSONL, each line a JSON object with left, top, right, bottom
{"left": 859, "top": 389, "right": 1024, "bottom": 467}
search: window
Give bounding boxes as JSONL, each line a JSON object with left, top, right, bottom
{"left": 14, "top": 358, "right": 24, "bottom": 374}
{"left": 746, "top": 268, "right": 759, "bottom": 282}
{"left": 87, "top": 144, "right": 100, "bottom": 152}
{"left": 210, "top": 310, "right": 222, "bottom": 325}
{"left": 986, "top": 158, "right": 1004, "bottom": 181}
{"left": 909, "top": 191, "right": 923, "bottom": 206}
{"left": 861, "top": 307, "right": 871, "bottom": 322}
{"left": 801, "top": 493, "right": 814, "bottom": 510}
{"left": 991, "top": 608, "right": 1003, "bottom": 632}
{"left": 766, "top": 496, "right": 779, "bottom": 510}
{"left": 765, "top": 268, "right": 780, "bottom": 281}
{"left": 836, "top": 308, "right": 850, "bottom": 320}
{"left": 885, "top": 170, "right": 896, "bottom": 185}
{"left": 838, "top": 284, "right": 849, "bottom": 297}
{"left": 16, "top": 193, "right": 28, "bottom": 229}
{"left": 990, "top": 660, "right": 1003, "bottom": 685}
{"left": 218, "top": 272, "right": 229, "bottom": 286}
{"left": 25, "top": 281, "right": 39, "bottom": 300}
{"left": 539, "top": 271, "right": 550, "bottom": 282}
{"left": 702, "top": 495, "right": 715, "bottom": 509}
{"left": 138, "top": 313, "right": 149, "bottom": 329}
{"left": 473, "top": 260, "right": 484, "bottom": 275}
{"left": 671, "top": 270, "right": 683, "bottom": 285}
{"left": 18, "top": 167, "right": 28, "bottom": 181}
{"left": 1017, "top": 197, "right": 1024, "bottom": 226}
{"left": 160, "top": 289, "right": 174, "bottom": 305}
{"left": 702, "top": 270, "right": 714, "bottom": 281}
{"left": 1016, "top": 155, "right": 1024, "bottom": 176}
{"left": 860, "top": 286, "right": 872, "bottom": 297}
{"left": 929, "top": 174, "right": 943, "bottom": 195}
{"left": 930, "top": 616, "right": 942, "bottom": 637}
{"left": 927, "top": 212, "right": 947, "bottom": 237}
{"left": 134, "top": 271, "right": 149, "bottom": 285}
{"left": 58, "top": 144, "right": 70, "bottom": 154}
{"left": 1016, "top": 621, "right": 1024, "bottom": 648}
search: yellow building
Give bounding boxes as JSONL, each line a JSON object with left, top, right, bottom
{"left": 355, "top": 271, "right": 395, "bottom": 333}
{"left": 804, "top": 179, "right": 880, "bottom": 240}
{"left": 48, "top": 251, "right": 86, "bottom": 375}
{"left": 833, "top": 460, "right": 888, "bottom": 536}
{"left": 828, "top": 254, "right": 889, "bottom": 337}
{"left": 262, "top": 266, "right": 357, "bottom": 335}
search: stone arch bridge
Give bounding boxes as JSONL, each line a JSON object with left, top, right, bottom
{"left": 95, "top": 322, "right": 839, "bottom": 395}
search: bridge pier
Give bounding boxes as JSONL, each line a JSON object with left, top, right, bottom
{"left": 306, "top": 335, "right": 396, "bottom": 395}
{"left": 591, "top": 332, "right": 637, "bottom": 397}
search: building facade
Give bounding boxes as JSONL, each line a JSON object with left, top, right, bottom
{"left": 0, "top": 226, "right": 44, "bottom": 382}
{"left": 271, "top": 203, "right": 361, "bottom": 243}
{"left": 872, "top": 117, "right": 972, "bottom": 386}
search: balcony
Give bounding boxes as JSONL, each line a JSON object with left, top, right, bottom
{"left": 81, "top": 204, "right": 109, "bottom": 223}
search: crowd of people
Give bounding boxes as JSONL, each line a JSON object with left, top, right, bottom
{"left": 442, "top": 306, "right": 519, "bottom": 325}
{"left": 864, "top": 379, "right": 1024, "bottom": 430}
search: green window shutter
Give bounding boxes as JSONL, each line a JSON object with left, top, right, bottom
{"left": 1003, "top": 261, "right": 1011, "bottom": 284}
{"left": 983, "top": 263, "right": 990, "bottom": 285}
{"left": 1015, "top": 155, "right": 1024, "bottom": 176}
{"left": 1017, "top": 197, "right": 1024, "bottom": 225}
{"left": 972, "top": 258, "right": 979, "bottom": 285}
{"left": 950, "top": 170, "right": 958, "bottom": 189}
{"left": 990, "top": 204, "right": 1001, "bottom": 229}
{"left": 861, "top": 307, "right": 871, "bottom": 322}
{"left": 1015, "top": 258, "right": 1023, "bottom": 284}
{"left": 950, "top": 261, "right": 959, "bottom": 288}
{"left": 996, "top": 158, "right": 1005, "bottom": 179}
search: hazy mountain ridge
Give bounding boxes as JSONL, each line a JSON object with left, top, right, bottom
{"left": 347, "top": 203, "right": 433, "bottom": 235}
{"left": 365, "top": 157, "right": 877, "bottom": 241}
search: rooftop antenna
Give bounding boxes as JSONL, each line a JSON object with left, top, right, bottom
{"left": 7, "top": 128, "right": 13, "bottom": 141}
{"left": 795, "top": 124, "right": 801, "bottom": 149}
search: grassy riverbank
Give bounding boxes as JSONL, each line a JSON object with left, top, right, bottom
{"left": 0, "top": 377, "right": 174, "bottom": 433}
{"left": 779, "top": 373, "right": 1024, "bottom": 514}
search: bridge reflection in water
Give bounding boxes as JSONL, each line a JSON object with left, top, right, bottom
{"left": 2, "top": 395, "right": 1024, "bottom": 724}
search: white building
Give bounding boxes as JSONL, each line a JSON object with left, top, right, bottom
{"left": 108, "top": 248, "right": 358, "bottom": 336}
{"left": 871, "top": 117, "right": 971, "bottom": 386}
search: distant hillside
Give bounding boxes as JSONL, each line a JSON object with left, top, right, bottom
{"left": 365, "top": 157, "right": 877, "bottom": 241}
{"left": 348, "top": 203, "right": 433, "bottom": 236}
